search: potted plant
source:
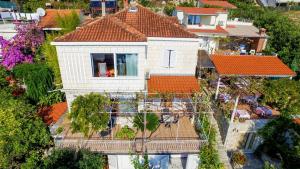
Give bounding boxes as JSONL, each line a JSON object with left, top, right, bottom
{"left": 115, "top": 125, "right": 135, "bottom": 140}
{"left": 231, "top": 151, "right": 247, "bottom": 168}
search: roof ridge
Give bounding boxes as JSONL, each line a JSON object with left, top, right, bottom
{"left": 109, "top": 16, "right": 146, "bottom": 41}
{"left": 135, "top": 5, "right": 197, "bottom": 38}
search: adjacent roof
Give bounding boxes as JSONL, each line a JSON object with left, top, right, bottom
{"left": 188, "top": 25, "right": 228, "bottom": 35}
{"left": 39, "top": 102, "right": 68, "bottom": 125}
{"left": 39, "top": 9, "right": 81, "bottom": 29}
{"left": 211, "top": 55, "right": 296, "bottom": 77}
{"left": 225, "top": 25, "right": 267, "bottom": 38}
{"left": 199, "top": 0, "right": 237, "bottom": 9}
{"left": 56, "top": 5, "right": 196, "bottom": 42}
{"left": 175, "top": 6, "right": 227, "bottom": 15}
{"left": 148, "top": 75, "right": 200, "bottom": 94}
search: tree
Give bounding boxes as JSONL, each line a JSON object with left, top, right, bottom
{"left": 22, "top": 0, "right": 46, "bottom": 12}
{"left": 258, "top": 117, "right": 300, "bottom": 169}
{"left": 70, "top": 93, "right": 110, "bottom": 137}
{"left": 13, "top": 63, "right": 54, "bottom": 103}
{"left": 164, "top": 1, "right": 176, "bottom": 16}
{"left": 261, "top": 79, "right": 300, "bottom": 116}
{"left": 0, "top": 89, "right": 52, "bottom": 168}
{"left": 133, "top": 113, "right": 159, "bottom": 136}
{"left": 0, "top": 23, "right": 44, "bottom": 69}
{"left": 42, "top": 148, "right": 105, "bottom": 169}
{"left": 56, "top": 11, "right": 81, "bottom": 34}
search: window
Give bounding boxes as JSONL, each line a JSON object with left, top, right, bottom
{"left": 91, "top": 53, "right": 138, "bottom": 77}
{"left": 91, "top": 53, "right": 114, "bottom": 77}
{"left": 188, "top": 15, "right": 201, "bottom": 25}
{"left": 116, "top": 54, "right": 138, "bottom": 76}
{"left": 162, "top": 49, "right": 176, "bottom": 68}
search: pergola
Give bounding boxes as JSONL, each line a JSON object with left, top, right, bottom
{"left": 211, "top": 54, "right": 296, "bottom": 121}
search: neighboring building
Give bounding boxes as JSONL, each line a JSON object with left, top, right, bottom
{"left": 173, "top": 7, "right": 268, "bottom": 54}
{"left": 197, "top": 0, "right": 237, "bottom": 9}
{"left": 257, "top": 0, "right": 300, "bottom": 7}
{"left": 90, "top": 0, "right": 118, "bottom": 16}
{"left": 38, "top": 9, "right": 83, "bottom": 31}
{"left": 210, "top": 55, "right": 296, "bottom": 152}
{"left": 52, "top": 4, "right": 206, "bottom": 169}
{"left": 0, "top": 0, "right": 16, "bottom": 11}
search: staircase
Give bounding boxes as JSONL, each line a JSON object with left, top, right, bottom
{"left": 209, "top": 112, "right": 232, "bottom": 169}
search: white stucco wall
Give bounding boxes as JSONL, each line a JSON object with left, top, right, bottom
{"left": 146, "top": 38, "right": 199, "bottom": 75}
{"left": 55, "top": 44, "right": 146, "bottom": 92}
{"left": 224, "top": 119, "right": 270, "bottom": 151}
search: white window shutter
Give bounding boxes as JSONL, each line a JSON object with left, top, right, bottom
{"left": 162, "top": 50, "right": 170, "bottom": 67}
{"left": 170, "top": 50, "right": 176, "bottom": 68}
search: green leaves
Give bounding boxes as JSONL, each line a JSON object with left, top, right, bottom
{"left": 0, "top": 89, "right": 52, "bottom": 168}
{"left": 13, "top": 63, "right": 54, "bottom": 103}
{"left": 56, "top": 11, "right": 81, "bottom": 34}
{"left": 42, "top": 148, "right": 105, "bottom": 169}
{"left": 70, "top": 93, "right": 110, "bottom": 137}
{"left": 262, "top": 79, "right": 300, "bottom": 116}
{"left": 116, "top": 125, "right": 135, "bottom": 139}
{"left": 133, "top": 113, "right": 159, "bottom": 133}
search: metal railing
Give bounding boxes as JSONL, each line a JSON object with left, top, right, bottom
{"left": 55, "top": 137, "right": 207, "bottom": 154}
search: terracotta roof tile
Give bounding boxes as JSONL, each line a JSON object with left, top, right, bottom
{"left": 39, "top": 9, "right": 81, "bottom": 28}
{"left": 188, "top": 25, "right": 228, "bottom": 34}
{"left": 148, "top": 76, "right": 200, "bottom": 94}
{"left": 55, "top": 16, "right": 147, "bottom": 42}
{"left": 38, "top": 102, "right": 68, "bottom": 125}
{"left": 200, "top": 0, "right": 237, "bottom": 9}
{"left": 56, "top": 5, "right": 196, "bottom": 42}
{"left": 211, "top": 55, "right": 296, "bottom": 77}
{"left": 175, "top": 7, "right": 227, "bottom": 15}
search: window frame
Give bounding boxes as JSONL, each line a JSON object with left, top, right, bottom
{"left": 90, "top": 53, "right": 139, "bottom": 79}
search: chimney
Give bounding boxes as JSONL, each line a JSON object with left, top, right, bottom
{"left": 123, "top": 0, "right": 129, "bottom": 8}
{"left": 259, "top": 28, "right": 266, "bottom": 35}
{"left": 101, "top": 0, "right": 106, "bottom": 16}
{"left": 129, "top": 0, "right": 138, "bottom": 12}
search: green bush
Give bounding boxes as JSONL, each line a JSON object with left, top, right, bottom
{"left": 13, "top": 63, "right": 53, "bottom": 103}
{"left": 133, "top": 113, "right": 159, "bottom": 134}
{"left": 116, "top": 125, "right": 135, "bottom": 139}
{"left": 38, "top": 90, "right": 65, "bottom": 107}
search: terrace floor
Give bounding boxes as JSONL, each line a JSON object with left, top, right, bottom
{"left": 60, "top": 115, "right": 199, "bottom": 140}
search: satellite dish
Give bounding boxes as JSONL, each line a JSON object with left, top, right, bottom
{"left": 37, "top": 8, "right": 46, "bottom": 17}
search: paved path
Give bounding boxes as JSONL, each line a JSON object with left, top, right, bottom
{"left": 208, "top": 112, "right": 232, "bottom": 169}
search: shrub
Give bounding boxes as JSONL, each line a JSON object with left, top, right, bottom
{"left": 116, "top": 125, "right": 135, "bottom": 139}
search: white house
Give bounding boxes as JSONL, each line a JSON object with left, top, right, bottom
{"left": 52, "top": 4, "right": 205, "bottom": 169}
{"left": 173, "top": 7, "right": 268, "bottom": 54}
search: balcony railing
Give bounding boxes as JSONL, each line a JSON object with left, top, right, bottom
{"left": 55, "top": 137, "right": 207, "bottom": 154}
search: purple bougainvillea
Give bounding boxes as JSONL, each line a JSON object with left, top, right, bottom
{"left": 0, "top": 22, "right": 44, "bottom": 69}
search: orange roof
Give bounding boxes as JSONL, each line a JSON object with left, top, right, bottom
{"left": 211, "top": 55, "right": 296, "bottom": 77}
{"left": 39, "top": 9, "right": 81, "bottom": 28}
{"left": 56, "top": 5, "right": 196, "bottom": 42}
{"left": 39, "top": 102, "right": 67, "bottom": 125}
{"left": 188, "top": 25, "right": 228, "bottom": 34}
{"left": 175, "top": 6, "right": 226, "bottom": 15}
{"left": 293, "top": 118, "right": 300, "bottom": 125}
{"left": 200, "top": 0, "right": 237, "bottom": 9}
{"left": 148, "top": 76, "right": 200, "bottom": 94}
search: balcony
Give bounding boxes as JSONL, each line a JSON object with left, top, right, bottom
{"left": 54, "top": 99, "right": 208, "bottom": 154}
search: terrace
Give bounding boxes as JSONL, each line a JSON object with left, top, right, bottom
{"left": 54, "top": 93, "right": 210, "bottom": 154}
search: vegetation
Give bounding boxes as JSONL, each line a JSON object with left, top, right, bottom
{"left": 131, "top": 153, "right": 150, "bottom": 169}
{"left": 263, "top": 161, "right": 276, "bottom": 169}
{"left": 13, "top": 63, "right": 53, "bottom": 103}
{"left": 0, "top": 87, "right": 52, "bottom": 168}
{"left": 257, "top": 116, "right": 300, "bottom": 169}
{"left": 133, "top": 113, "right": 159, "bottom": 136}
{"left": 116, "top": 125, "right": 135, "bottom": 139}
{"left": 38, "top": 90, "right": 65, "bottom": 107}
{"left": 21, "top": 0, "right": 89, "bottom": 12}
{"left": 228, "top": 0, "right": 300, "bottom": 72}
{"left": 22, "top": 148, "right": 105, "bottom": 169}
{"left": 231, "top": 151, "right": 246, "bottom": 166}
{"left": 261, "top": 79, "right": 300, "bottom": 116}
{"left": 199, "top": 113, "right": 224, "bottom": 169}
{"left": 164, "top": 1, "right": 176, "bottom": 16}
{"left": 70, "top": 93, "right": 110, "bottom": 137}
{"left": 56, "top": 11, "right": 81, "bottom": 34}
